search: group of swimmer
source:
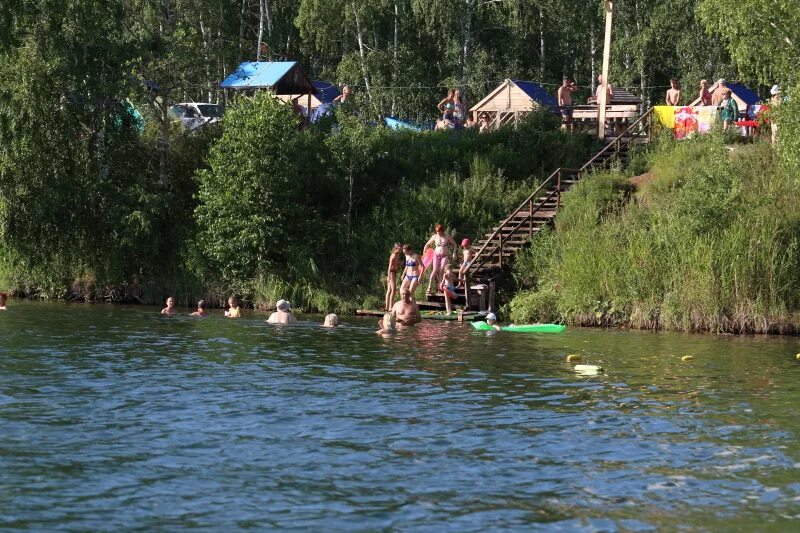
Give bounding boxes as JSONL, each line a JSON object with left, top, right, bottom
{"left": 160, "top": 295, "right": 339, "bottom": 328}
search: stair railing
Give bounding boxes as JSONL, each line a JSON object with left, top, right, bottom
{"left": 580, "top": 107, "right": 654, "bottom": 172}
{"left": 468, "top": 107, "right": 654, "bottom": 278}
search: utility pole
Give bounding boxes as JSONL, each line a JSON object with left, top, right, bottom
{"left": 597, "top": 0, "right": 613, "bottom": 140}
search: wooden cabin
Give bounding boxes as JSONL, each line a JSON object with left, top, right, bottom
{"left": 469, "top": 79, "right": 557, "bottom": 127}
{"left": 220, "top": 61, "right": 317, "bottom": 118}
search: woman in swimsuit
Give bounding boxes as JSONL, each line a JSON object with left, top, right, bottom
{"left": 385, "top": 242, "right": 402, "bottom": 311}
{"left": 437, "top": 89, "right": 455, "bottom": 122}
{"left": 423, "top": 224, "right": 458, "bottom": 295}
{"left": 453, "top": 89, "right": 465, "bottom": 127}
{"left": 400, "top": 244, "right": 422, "bottom": 296}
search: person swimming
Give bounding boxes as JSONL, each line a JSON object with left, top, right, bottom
{"left": 161, "top": 296, "right": 177, "bottom": 315}
{"left": 267, "top": 299, "right": 297, "bottom": 325}
{"left": 224, "top": 296, "right": 241, "bottom": 318}
{"left": 485, "top": 312, "right": 501, "bottom": 331}
{"left": 323, "top": 313, "right": 339, "bottom": 327}
{"left": 0, "top": 292, "right": 7, "bottom": 311}
{"left": 376, "top": 311, "right": 397, "bottom": 335}
{"left": 190, "top": 300, "right": 208, "bottom": 317}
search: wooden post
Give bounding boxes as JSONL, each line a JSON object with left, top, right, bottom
{"left": 597, "top": 0, "right": 613, "bottom": 140}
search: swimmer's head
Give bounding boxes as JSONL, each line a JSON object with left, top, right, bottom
{"left": 276, "top": 299, "right": 291, "bottom": 312}
{"left": 228, "top": 295, "right": 238, "bottom": 307}
{"left": 400, "top": 288, "right": 412, "bottom": 301}
{"left": 486, "top": 312, "right": 497, "bottom": 325}
{"left": 166, "top": 296, "right": 175, "bottom": 307}
{"left": 324, "top": 313, "right": 338, "bottom": 327}
{"left": 197, "top": 300, "right": 206, "bottom": 310}
{"left": 382, "top": 312, "right": 396, "bottom": 330}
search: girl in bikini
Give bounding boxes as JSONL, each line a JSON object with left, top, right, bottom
{"left": 423, "top": 224, "right": 458, "bottom": 296}
{"left": 437, "top": 89, "right": 455, "bottom": 123}
{"left": 400, "top": 244, "right": 422, "bottom": 296}
{"left": 385, "top": 242, "right": 402, "bottom": 311}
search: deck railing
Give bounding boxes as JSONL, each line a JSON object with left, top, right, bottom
{"left": 466, "top": 108, "right": 654, "bottom": 278}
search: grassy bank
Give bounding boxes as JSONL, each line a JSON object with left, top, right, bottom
{"left": 0, "top": 94, "right": 598, "bottom": 311}
{"left": 510, "top": 134, "right": 800, "bottom": 334}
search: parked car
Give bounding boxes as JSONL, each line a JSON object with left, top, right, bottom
{"left": 170, "top": 102, "right": 223, "bottom": 131}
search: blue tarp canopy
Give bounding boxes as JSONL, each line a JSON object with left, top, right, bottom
{"left": 313, "top": 81, "right": 340, "bottom": 103}
{"left": 512, "top": 80, "right": 558, "bottom": 108}
{"left": 384, "top": 117, "right": 427, "bottom": 131}
{"left": 727, "top": 83, "right": 759, "bottom": 106}
{"left": 220, "top": 61, "right": 316, "bottom": 95}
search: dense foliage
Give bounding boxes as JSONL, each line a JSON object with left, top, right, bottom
{"left": 191, "top": 95, "right": 594, "bottom": 310}
{"left": 511, "top": 136, "right": 800, "bottom": 333}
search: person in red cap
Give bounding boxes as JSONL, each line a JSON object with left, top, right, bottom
{"left": 458, "top": 238, "right": 473, "bottom": 287}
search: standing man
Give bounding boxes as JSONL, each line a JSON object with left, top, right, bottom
{"left": 557, "top": 77, "right": 577, "bottom": 130}
{"left": 666, "top": 78, "right": 681, "bottom": 106}
{"left": 711, "top": 79, "right": 727, "bottom": 106}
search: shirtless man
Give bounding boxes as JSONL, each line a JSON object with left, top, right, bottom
{"left": 557, "top": 77, "right": 577, "bottom": 130}
{"left": 595, "top": 75, "right": 614, "bottom": 103}
{"left": 161, "top": 296, "right": 177, "bottom": 315}
{"left": 267, "top": 299, "right": 297, "bottom": 325}
{"left": 666, "top": 78, "right": 681, "bottom": 106}
{"left": 711, "top": 79, "right": 727, "bottom": 106}
{"left": 391, "top": 288, "right": 421, "bottom": 327}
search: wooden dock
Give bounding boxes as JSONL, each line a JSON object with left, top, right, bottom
{"left": 356, "top": 309, "right": 488, "bottom": 322}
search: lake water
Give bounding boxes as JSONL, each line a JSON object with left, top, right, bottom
{"left": 1, "top": 301, "right": 800, "bottom": 531}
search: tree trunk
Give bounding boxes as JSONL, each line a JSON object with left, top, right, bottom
{"left": 352, "top": 3, "right": 372, "bottom": 99}
{"left": 256, "top": 0, "right": 265, "bottom": 60}
{"left": 264, "top": 0, "right": 272, "bottom": 36}
{"left": 199, "top": 13, "right": 213, "bottom": 102}
{"left": 237, "top": 0, "right": 246, "bottom": 64}
{"left": 392, "top": 0, "right": 399, "bottom": 116}
{"left": 460, "top": 1, "right": 473, "bottom": 98}
{"left": 539, "top": 9, "right": 545, "bottom": 79}
{"left": 590, "top": 20, "right": 597, "bottom": 93}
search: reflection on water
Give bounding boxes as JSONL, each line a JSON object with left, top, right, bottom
{"left": 1, "top": 301, "right": 800, "bottom": 530}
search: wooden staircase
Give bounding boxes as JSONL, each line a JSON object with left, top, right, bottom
{"left": 467, "top": 108, "right": 654, "bottom": 282}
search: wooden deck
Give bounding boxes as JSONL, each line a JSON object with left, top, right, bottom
{"left": 356, "top": 309, "right": 488, "bottom": 321}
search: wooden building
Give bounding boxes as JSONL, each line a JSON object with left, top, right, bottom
{"left": 469, "top": 79, "right": 557, "bottom": 127}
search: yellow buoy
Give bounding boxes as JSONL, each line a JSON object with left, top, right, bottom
{"left": 681, "top": 355, "right": 694, "bottom": 362}
{"left": 796, "top": 353, "right": 800, "bottom": 360}
{"left": 567, "top": 354, "right": 582, "bottom": 362}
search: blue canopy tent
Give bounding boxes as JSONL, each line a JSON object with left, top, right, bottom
{"left": 220, "top": 61, "right": 317, "bottom": 95}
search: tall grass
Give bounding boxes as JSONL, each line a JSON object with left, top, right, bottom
{"left": 511, "top": 136, "right": 800, "bottom": 334}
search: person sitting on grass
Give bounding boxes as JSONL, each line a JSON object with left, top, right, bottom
{"left": 0, "top": 292, "right": 7, "bottom": 311}
{"left": 323, "top": 313, "right": 339, "bottom": 328}
{"left": 267, "top": 299, "right": 297, "bottom": 325}
{"left": 376, "top": 311, "right": 397, "bottom": 335}
{"left": 161, "top": 296, "right": 177, "bottom": 315}
{"left": 224, "top": 296, "right": 241, "bottom": 318}
{"left": 190, "top": 300, "right": 208, "bottom": 317}
{"left": 485, "top": 312, "right": 501, "bottom": 331}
